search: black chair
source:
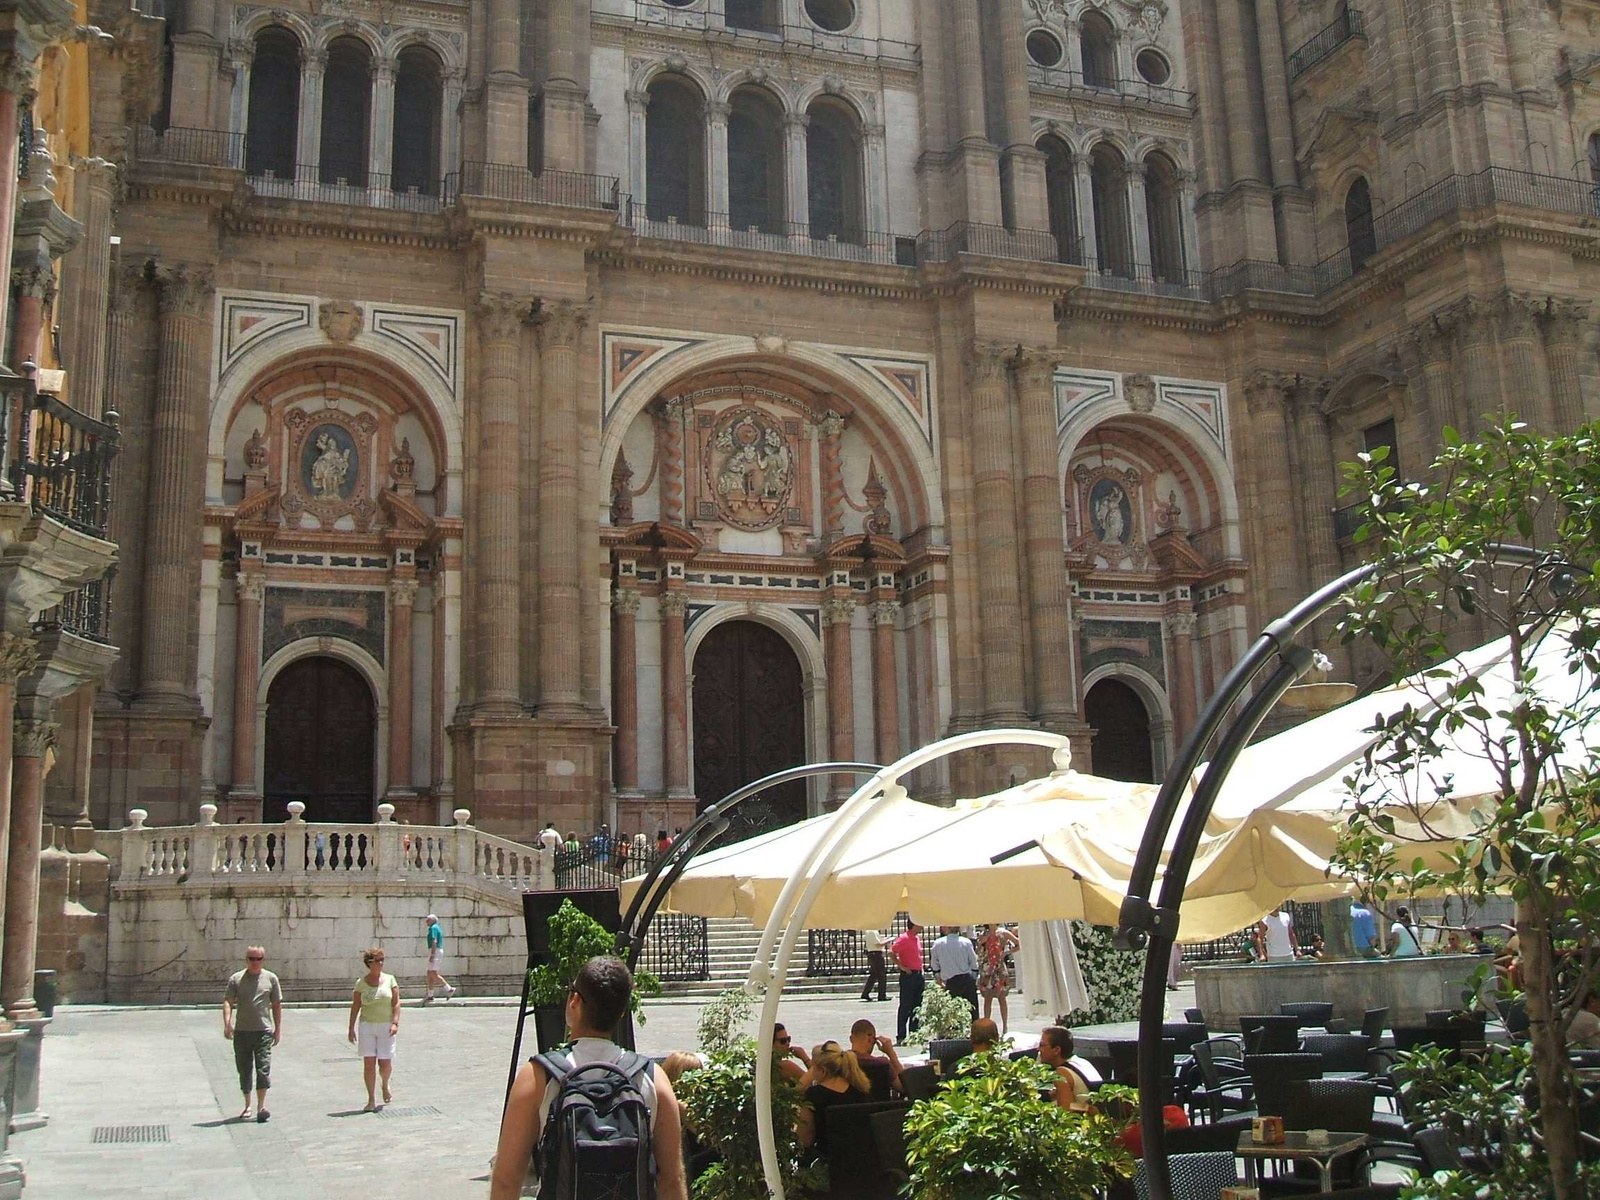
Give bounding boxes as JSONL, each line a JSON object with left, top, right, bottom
{"left": 1301, "top": 1033, "right": 1375, "bottom": 1076}
{"left": 817, "top": 1100, "right": 911, "bottom": 1199}
{"left": 1006, "top": 1047, "right": 1038, "bottom": 1062}
{"left": 1184, "top": 1007, "right": 1205, "bottom": 1025}
{"left": 1280, "top": 1001, "right": 1335, "bottom": 1029}
{"left": 1168, "top": 1114, "right": 1255, "bottom": 1153}
{"left": 1163, "top": 1022, "right": 1211, "bottom": 1053}
{"left": 1134, "top": 1151, "right": 1240, "bottom": 1200}
{"left": 1191, "top": 1040, "right": 1253, "bottom": 1122}
{"left": 1109, "top": 1038, "right": 1177, "bottom": 1084}
{"left": 927, "top": 1038, "right": 971, "bottom": 1075}
{"left": 1425, "top": 1009, "right": 1487, "bottom": 1042}
{"left": 1284, "top": 1077, "right": 1377, "bottom": 1132}
{"left": 897, "top": 1063, "right": 937, "bottom": 1100}
{"left": 1413, "top": 1125, "right": 1465, "bottom": 1172}
{"left": 867, "top": 1105, "right": 910, "bottom": 1189}
{"left": 1392, "top": 1024, "right": 1466, "bottom": 1062}
{"left": 1244, "top": 1052, "right": 1323, "bottom": 1118}
{"left": 1498, "top": 996, "right": 1530, "bottom": 1040}
{"left": 1241, "top": 1014, "right": 1303, "bottom": 1054}
{"left": 1360, "top": 1007, "right": 1389, "bottom": 1044}
{"left": 857, "top": 1055, "right": 895, "bottom": 1101}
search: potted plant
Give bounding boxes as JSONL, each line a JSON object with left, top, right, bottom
{"left": 901, "top": 1053, "right": 1135, "bottom": 1199}
{"left": 904, "top": 982, "right": 976, "bottom": 1047}
{"left": 525, "top": 898, "right": 660, "bottom": 1051}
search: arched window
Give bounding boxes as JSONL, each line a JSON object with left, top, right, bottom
{"left": 1039, "top": 135, "right": 1080, "bottom": 265}
{"left": 1144, "top": 152, "right": 1186, "bottom": 284}
{"left": 1344, "top": 176, "right": 1376, "bottom": 271}
{"left": 391, "top": 45, "right": 442, "bottom": 196}
{"left": 320, "top": 36, "right": 372, "bottom": 187}
{"left": 1090, "top": 142, "right": 1132, "bottom": 277}
{"left": 1590, "top": 132, "right": 1600, "bottom": 184}
{"left": 645, "top": 75, "right": 706, "bottom": 226}
{"left": 245, "top": 27, "right": 300, "bottom": 180}
{"left": 806, "top": 99, "right": 863, "bottom": 242}
{"left": 727, "top": 86, "right": 785, "bottom": 234}
{"left": 1080, "top": 10, "right": 1118, "bottom": 90}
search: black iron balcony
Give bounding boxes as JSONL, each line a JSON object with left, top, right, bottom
{"left": 247, "top": 163, "right": 445, "bottom": 212}
{"left": 1288, "top": 7, "right": 1365, "bottom": 80}
{"left": 134, "top": 125, "right": 244, "bottom": 169}
{"left": 24, "top": 388, "right": 121, "bottom": 540}
{"left": 915, "top": 221, "right": 1077, "bottom": 266}
{"left": 36, "top": 568, "right": 115, "bottom": 644}
{"left": 445, "top": 162, "right": 622, "bottom": 212}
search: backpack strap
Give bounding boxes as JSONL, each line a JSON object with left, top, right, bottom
{"left": 533, "top": 1050, "right": 573, "bottom": 1087}
{"left": 612, "top": 1051, "right": 653, "bottom": 1087}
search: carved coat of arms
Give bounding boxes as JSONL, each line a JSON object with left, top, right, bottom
{"left": 705, "top": 407, "right": 793, "bottom": 531}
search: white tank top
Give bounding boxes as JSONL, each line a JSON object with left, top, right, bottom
{"left": 1263, "top": 913, "right": 1294, "bottom": 960}
{"left": 535, "top": 1038, "right": 659, "bottom": 1131}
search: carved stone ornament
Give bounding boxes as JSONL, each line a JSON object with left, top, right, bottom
{"left": 282, "top": 406, "right": 378, "bottom": 530}
{"left": 1124, "top": 373, "right": 1158, "bottom": 414}
{"left": 539, "top": 299, "right": 592, "bottom": 350}
{"left": 612, "top": 588, "right": 642, "bottom": 617}
{"left": 152, "top": 264, "right": 215, "bottom": 317}
{"left": 1154, "top": 488, "right": 1185, "bottom": 532}
{"left": 14, "top": 720, "right": 57, "bottom": 759}
{"left": 1072, "top": 462, "right": 1149, "bottom": 568}
{"left": 477, "top": 292, "right": 532, "bottom": 341}
{"left": 0, "top": 634, "right": 39, "bottom": 685}
{"left": 318, "top": 299, "right": 364, "bottom": 344}
{"left": 611, "top": 450, "right": 635, "bottom": 525}
{"left": 244, "top": 427, "right": 269, "bottom": 471}
{"left": 862, "top": 459, "right": 893, "bottom": 538}
{"left": 660, "top": 590, "right": 689, "bottom": 619}
{"left": 821, "top": 595, "right": 856, "bottom": 626}
{"left": 390, "top": 436, "right": 415, "bottom": 486}
{"left": 704, "top": 407, "right": 794, "bottom": 532}
{"left": 1167, "top": 610, "right": 1197, "bottom": 638}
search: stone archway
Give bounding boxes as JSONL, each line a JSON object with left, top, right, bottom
{"left": 263, "top": 656, "right": 377, "bottom": 822}
{"left": 1084, "top": 677, "right": 1155, "bottom": 783}
{"left": 691, "top": 619, "right": 807, "bottom": 840}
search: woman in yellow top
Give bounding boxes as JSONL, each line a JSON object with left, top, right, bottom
{"left": 347, "top": 946, "right": 401, "bottom": 1111}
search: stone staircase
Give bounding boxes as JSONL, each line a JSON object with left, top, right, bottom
{"left": 653, "top": 915, "right": 872, "bottom": 999}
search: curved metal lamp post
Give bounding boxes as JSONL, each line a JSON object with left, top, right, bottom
{"left": 614, "top": 761, "right": 882, "bottom": 966}
{"left": 749, "top": 728, "right": 1076, "bottom": 1200}
{"left": 1120, "top": 545, "right": 1546, "bottom": 1200}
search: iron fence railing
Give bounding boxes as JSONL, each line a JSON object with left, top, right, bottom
{"left": 634, "top": 911, "right": 710, "bottom": 982}
{"left": 446, "top": 162, "right": 622, "bottom": 211}
{"left": 805, "top": 914, "right": 940, "bottom": 978}
{"left": 1026, "top": 64, "right": 1196, "bottom": 108}
{"left": 247, "top": 164, "right": 446, "bottom": 211}
{"left": 25, "top": 389, "right": 120, "bottom": 538}
{"left": 134, "top": 124, "right": 244, "bottom": 168}
{"left": 1183, "top": 901, "right": 1327, "bottom": 965}
{"left": 1083, "top": 260, "right": 1209, "bottom": 298}
{"left": 915, "top": 221, "right": 1074, "bottom": 266}
{"left": 36, "top": 569, "right": 115, "bottom": 644}
{"left": 1288, "top": 7, "right": 1365, "bottom": 80}
{"left": 629, "top": 209, "right": 912, "bottom": 264}
{"left": 1332, "top": 502, "right": 1368, "bottom": 542}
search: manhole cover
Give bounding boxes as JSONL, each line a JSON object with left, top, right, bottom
{"left": 375, "top": 1105, "right": 441, "bottom": 1119}
{"left": 92, "top": 1125, "right": 169, "bottom": 1144}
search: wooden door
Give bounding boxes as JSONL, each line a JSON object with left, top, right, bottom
{"left": 691, "top": 620, "right": 806, "bottom": 840}
{"left": 263, "top": 656, "right": 376, "bottom": 823}
{"left": 1085, "top": 677, "right": 1155, "bottom": 783}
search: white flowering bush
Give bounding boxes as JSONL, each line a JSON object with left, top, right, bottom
{"left": 904, "top": 982, "right": 977, "bottom": 1047}
{"left": 1060, "top": 922, "right": 1144, "bottom": 1026}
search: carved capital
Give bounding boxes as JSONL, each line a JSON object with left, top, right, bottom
{"left": 1012, "top": 346, "right": 1060, "bottom": 393}
{"left": 821, "top": 595, "right": 856, "bottom": 626}
{"left": 151, "top": 264, "right": 215, "bottom": 317}
{"left": 0, "top": 634, "right": 39, "bottom": 685}
{"left": 538, "top": 299, "right": 591, "bottom": 350}
{"left": 703, "top": 100, "right": 731, "bottom": 122}
{"left": 963, "top": 341, "right": 1011, "bottom": 387}
{"left": 1241, "top": 369, "right": 1292, "bottom": 416}
{"left": 659, "top": 590, "right": 689, "bottom": 619}
{"left": 1496, "top": 290, "right": 1542, "bottom": 341}
{"left": 1536, "top": 296, "right": 1592, "bottom": 346}
{"left": 817, "top": 411, "right": 846, "bottom": 440}
{"left": 869, "top": 599, "right": 899, "bottom": 627}
{"left": 625, "top": 88, "right": 650, "bottom": 112}
{"left": 1166, "top": 611, "right": 1197, "bottom": 638}
{"left": 475, "top": 291, "right": 533, "bottom": 341}
{"left": 0, "top": 52, "right": 39, "bottom": 97}
{"left": 389, "top": 577, "right": 419, "bottom": 606}
{"left": 782, "top": 111, "right": 811, "bottom": 131}
{"left": 372, "top": 57, "right": 396, "bottom": 82}
{"left": 11, "top": 265, "right": 54, "bottom": 303}
{"left": 1406, "top": 311, "right": 1457, "bottom": 364}
{"left": 301, "top": 47, "right": 328, "bottom": 71}
{"left": 1290, "top": 374, "right": 1333, "bottom": 417}
{"left": 236, "top": 572, "right": 264, "bottom": 603}
{"left": 1449, "top": 295, "right": 1495, "bottom": 342}
{"left": 1122, "top": 160, "right": 1148, "bottom": 182}
{"left": 13, "top": 720, "right": 56, "bottom": 759}
{"left": 612, "top": 587, "right": 642, "bottom": 617}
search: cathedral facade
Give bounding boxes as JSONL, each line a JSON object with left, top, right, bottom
{"left": 72, "top": 0, "right": 1600, "bottom": 842}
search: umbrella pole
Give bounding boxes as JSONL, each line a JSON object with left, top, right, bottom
{"left": 752, "top": 729, "right": 1074, "bottom": 1200}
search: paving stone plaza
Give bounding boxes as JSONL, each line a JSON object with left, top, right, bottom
{"left": 25, "top": 989, "right": 1185, "bottom": 1199}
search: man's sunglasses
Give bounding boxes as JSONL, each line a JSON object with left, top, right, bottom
{"left": 246, "top": 955, "right": 264, "bottom": 962}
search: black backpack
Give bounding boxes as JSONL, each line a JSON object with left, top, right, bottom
{"left": 534, "top": 1049, "right": 656, "bottom": 1200}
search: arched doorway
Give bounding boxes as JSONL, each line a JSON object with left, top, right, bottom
{"left": 691, "top": 620, "right": 806, "bottom": 840}
{"left": 263, "top": 656, "right": 377, "bottom": 823}
{"left": 1085, "top": 678, "right": 1154, "bottom": 783}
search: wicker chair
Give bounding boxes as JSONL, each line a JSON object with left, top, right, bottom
{"left": 1243, "top": 1052, "right": 1323, "bottom": 1118}
{"left": 1300, "top": 1033, "right": 1376, "bottom": 1075}
{"left": 1190, "top": 1040, "right": 1253, "bottom": 1122}
{"left": 1279, "top": 1001, "right": 1335, "bottom": 1029}
{"left": 1241, "top": 1014, "right": 1303, "bottom": 1054}
{"left": 1134, "top": 1150, "right": 1241, "bottom": 1200}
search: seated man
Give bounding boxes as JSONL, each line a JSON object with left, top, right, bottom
{"left": 1570, "top": 992, "right": 1600, "bottom": 1051}
{"left": 1036, "top": 1026, "right": 1094, "bottom": 1111}
{"left": 969, "top": 1018, "right": 1000, "bottom": 1055}
{"left": 847, "top": 1018, "right": 902, "bottom": 1100}
{"left": 775, "top": 1023, "right": 811, "bottom": 1085}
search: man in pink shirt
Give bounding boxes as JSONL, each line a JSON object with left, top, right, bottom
{"left": 891, "top": 922, "right": 925, "bottom": 1045}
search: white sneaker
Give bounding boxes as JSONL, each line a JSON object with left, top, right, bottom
{"left": 445, "top": 985, "right": 456, "bottom": 1000}
{"left": 424, "top": 992, "right": 434, "bottom": 1005}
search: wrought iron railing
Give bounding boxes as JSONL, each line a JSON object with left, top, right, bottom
{"left": 1026, "top": 64, "right": 1196, "bottom": 109}
{"left": 1083, "top": 259, "right": 1208, "bottom": 298}
{"left": 634, "top": 912, "right": 710, "bottom": 982}
{"left": 805, "top": 914, "right": 938, "bottom": 978}
{"left": 446, "top": 162, "right": 622, "bottom": 211}
{"left": 915, "top": 221, "right": 1073, "bottom": 266}
{"left": 24, "top": 389, "right": 120, "bottom": 539}
{"left": 1183, "top": 901, "right": 1327, "bottom": 964}
{"left": 35, "top": 568, "right": 115, "bottom": 644}
{"left": 134, "top": 124, "right": 244, "bottom": 168}
{"left": 1332, "top": 501, "right": 1368, "bottom": 542}
{"left": 1287, "top": 7, "right": 1365, "bottom": 80}
{"left": 629, "top": 209, "right": 910, "bottom": 264}
{"left": 247, "top": 164, "right": 446, "bottom": 211}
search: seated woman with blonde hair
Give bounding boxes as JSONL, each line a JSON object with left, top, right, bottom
{"left": 796, "top": 1042, "right": 872, "bottom": 1153}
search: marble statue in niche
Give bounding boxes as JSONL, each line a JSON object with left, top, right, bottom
{"left": 302, "top": 424, "right": 358, "bottom": 501}
{"left": 1090, "top": 478, "right": 1132, "bottom": 545}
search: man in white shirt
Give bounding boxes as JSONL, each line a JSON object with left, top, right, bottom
{"left": 1254, "top": 910, "right": 1298, "bottom": 962}
{"left": 930, "top": 925, "right": 981, "bottom": 1017}
{"left": 859, "top": 929, "right": 889, "bottom": 1002}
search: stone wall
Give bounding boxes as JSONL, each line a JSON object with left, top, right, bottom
{"left": 1194, "top": 955, "right": 1486, "bottom": 1029}
{"left": 106, "top": 880, "right": 528, "bottom": 1004}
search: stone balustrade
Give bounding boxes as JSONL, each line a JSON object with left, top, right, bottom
{"left": 116, "top": 802, "right": 557, "bottom": 894}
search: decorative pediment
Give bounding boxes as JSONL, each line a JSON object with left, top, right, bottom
{"left": 608, "top": 521, "right": 705, "bottom": 557}
{"left": 824, "top": 532, "right": 907, "bottom": 566}
{"left": 1295, "top": 105, "right": 1380, "bottom": 174}
{"left": 378, "top": 488, "right": 434, "bottom": 541}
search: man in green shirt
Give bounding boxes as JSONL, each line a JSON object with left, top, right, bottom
{"left": 223, "top": 946, "right": 283, "bottom": 1122}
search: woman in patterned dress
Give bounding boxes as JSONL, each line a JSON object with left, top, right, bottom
{"left": 977, "top": 923, "right": 1021, "bottom": 1034}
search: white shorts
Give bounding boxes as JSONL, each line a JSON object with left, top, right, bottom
{"left": 358, "top": 1022, "right": 396, "bottom": 1061}
{"left": 427, "top": 948, "right": 443, "bottom": 971}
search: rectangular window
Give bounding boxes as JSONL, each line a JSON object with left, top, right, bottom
{"left": 1363, "top": 418, "right": 1399, "bottom": 475}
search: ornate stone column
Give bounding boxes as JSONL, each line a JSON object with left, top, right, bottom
{"left": 369, "top": 57, "right": 397, "bottom": 184}
{"left": 1013, "top": 349, "right": 1076, "bottom": 728}
{"left": 1497, "top": 292, "right": 1553, "bottom": 429}
{"left": 1242, "top": 371, "right": 1302, "bottom": 621}
{"left": 818, "top": 412, "right": 845, "bottom": 543}
{"left": 387, "top": 577, "right": 417, "bottom": 794}
{"left": 296, "top": 49, "right": 326, "bottom": 172}
{"left": 611, "top": 588, "right": 641, "bottom": 794}
{"left": 8, "top": 265, "right": 50, "bottom": 369}
{"left": 229, "top": 571, "right": 262, "bottom": 798}
{"left": 226, "top": 39, "right": 253, "bottom": 155}
{"left": 1072, "top": 156, "right": 1099, "bottom": 271}
{"left": 2, "top": 719, "right": 55, "bottom": 1018}
{"left": 626, "top": 89, "right": 650, "bottom": 209}
{"left": 536, "top": 300, "right": 590, "bottom": 719}
{"left": 0, "top": 52, "right": 36, "bottom": 347}
{"left": 870, "top": 599, "right": 899, "bottom": 764}
{"left": 654, "top": 399, "right": 685, "bottom": 525}
{"left": 783, "top": 112, "right": 809, "bottom": 232}
{"left": 966, "top": 342, "right": 1026, "bottom": 722}
{"left": 1212, "top": 0, "right": 1266, "bottom": 186}
{"left": 660, "top": 590, "right": 689, "bottom": 796}
{"left": 0, "top": 636, "right": 37, "bottom": 979}
{"left": 1537, "top": 299, "right": 1591, "bottom": 430}
{"left": 1125, "top": 161, "right": 1151, "bottom": 272}
{"left": 1165, "top": 612, "right": 1197, "bottom": 741}
{"left": 139, "top": 266, "right": 213, "bottom": 707}
{"left": 475, "top": 293, "right": 529, "bottom": 714}
{"left": 1252, "top": 0, "right": 1298, "bottom": 191}
{"left": 862, "top": 123, "right": 889, "bottom": 240}
{"left": 1453, "top": 296, "right": 1501, "bottom": 434}
{"left": 1407, "top": 310, "right": 1463, "bottom": 445}
{"left": 822, "top": 594, "right": 855, "bottom": 768}
{"left": 706, "top": 100, "right": 731, "bottom": 227}
{"left": 59, "top": 157, "right": 117, "bottom": 415}
{"left": 1176, "top": 169, "right": 1202, "bottom": 275}
{"left": 1291, "top": 378, "right": 1340, "bottom": 592}
{"left": 441, "top": 69, "right": 465, "bottom": 177}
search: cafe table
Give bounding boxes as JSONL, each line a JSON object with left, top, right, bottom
{"left": 1235, "top": 1129, "right": 1370, "bottom": 1193}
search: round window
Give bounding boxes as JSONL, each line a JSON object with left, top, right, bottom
{"left": 804, "top": 0, "right": 855, "bottom": 32}
{"left": 661, "top": 0, "right": 696, "bottom": 7}
{"left": 1026, "top": 29, "right": 1064, "bottom": 68}
{"left": 1136, "top": 49, "right": 1171, "bottom": 85}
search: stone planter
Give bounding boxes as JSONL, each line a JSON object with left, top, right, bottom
{"left": 1194, "top": 954, "right": 1483, "bottom": 1029}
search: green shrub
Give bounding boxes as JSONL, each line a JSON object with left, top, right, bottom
{"left": 524, "top": 898, "right": 660, "bottom": 1020}
{"left": 904, "top": 982, "right": 974, "bottom": 1047}
{"left": 902, "top": 1053, "right": 1135, "bottom": 1199}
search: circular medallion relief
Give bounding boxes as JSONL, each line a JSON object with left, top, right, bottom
{"left": 705, "top": 407, "right": 794, "bottom": 531}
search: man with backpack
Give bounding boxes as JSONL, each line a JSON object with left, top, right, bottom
{"left": 491, "top": 956, "right": 687, "bottom": 1200}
